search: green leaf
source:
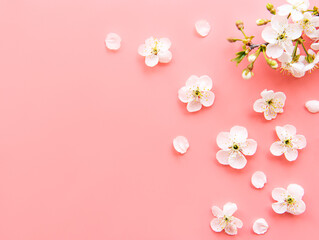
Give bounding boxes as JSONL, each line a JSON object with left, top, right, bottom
{"left": 231, "top": 51, "right": 247, "bottom": 65}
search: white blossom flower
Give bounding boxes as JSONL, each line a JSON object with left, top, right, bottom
{"left": 242, "top": 69, "right": 254, "bottom": 79}
{"left": 216, "top": 126, "right": 257, "bottom": 169}
{"left": 305, "top": 100, "right": 319, "bottom": 113}
{"left": 173, "top": 136, "right": 189, "bottom": 154}
{"left": 253, "top": 89, "right": 286, "bottom": 120}
{"left": 270, "top": 124, "right": 306, "bottom": 161}
{"left": 253, "top": 218, "right": 269, "bottom": 235}
{"left": 138, "top": 37, "right": 172, "bottom": 67}
{"left": 272, "top": 184, "right": 306, "bottom": 215}
{"left": 251, "top": 171, "right": 267, "bottom": 189}
{"left": 105, "top": 33, "right": 121, "bottom": 50}
{"left": 278, "top": 52, "right": 306, "bottom": 77}
{"left": 297, "top": 12, "right": 319, "bottom": 39}
{"left": 210, "top": 202, "right": 243, "bottom": 235}
{"left": 277, "top": 0, "right": 310, "bottom": 22}
{"left": 195, "top": 20, "right": 211, "bottom": 37}
{"left": 178, "top": 75, "right": 215, "bottom": 112}
{"left": 304, "top": 49, "right": 319, "bottom": 72}
{"left": 262, "top": 15, "right": 302, "bottom": 58}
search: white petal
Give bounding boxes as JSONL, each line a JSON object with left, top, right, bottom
{"left": 287, "top": 184, "right": 304, "bottom": 199}
{"left": 253, "top": 218, "right": 269, "bottom": 235}
{"left": 291, "top": 135, "right": 306, "bottom": 149}
{"left": 284, "top": 148, "right": 298, "bottom": 161}
{"left": 311, "top": 43, "right": 319, "bottom": 51}
{"left": 187, "top": 100, "right": 202, "bottom": 112}
{"left": 266, "top": 44, "right": 284, "bottom": 59}
{"left": 264, "top": 106, "right": 277, "bottom": 120}
{"left": 216, "top": 132, "right": 232, "bottom": 149}
{"left": 224, "top": 223, "right": 238, "bottom": 235}
{"left": 105, "top": 33, "right": 121, "bottom": 50}
{"left": 253, "top": 99, "right": 267, "bottom": 113}
{"left": 271, "top": 15, "right": 288, "bottom": 32}
{"left": 260, "top": 89, "right": 274, "bottom": 101}
{"left": 261, "top": 27, "right": 278, "bottom": 44}
{"left": 283, "top": 124, "right": 297, "bottom": 137}
{"left": 273, "top": 92, "right": 286, "bottom": 111}
{"left": 286, "top": 24, "right": 303, "bottom": 40}
{"left": 195, "top": 19, "right": 211, "bottom": 37}
{"left": 178, "top": 87, "right": 193, "bottom": 103}
{"left": 241, "top": 139, "right": 257, "bottom": 156}
{"left": 158, "top": 50, "right": 172, "bottom": 63}
{"left": 251, "top": 171, "right": 267, "bottom": 189}
{"left": 232, "top": 217, "right": 243, "bottom": 228}
{"left": 288, "top": 200, "right": 306, "bottom": 215}
{"left": 228, "top": 151, "right": 247, "bottom": 169}
{"left": 210, "top": 218, "right": 224, "bottom": 232}
{"left": 223, "top": 202, "right": 237, "bottom": 216}
{"left": 200, "top": 91, "right": 215, "bottom": 107}
{"left": 272, "top": 202, "right": 288, "bottom": 214}
{"left": 145, "top": 54, "right": 159, "bottom": 67}
{"left": 272, "top": 187, "right": 287, "bottom": 201}
{"left": 230, "top": 126, "right": 248, "bottom": 143}
{"left": 186, "top": 75, "right": 199, "bottom": 87}
{"left": 158, "top": 38, "right": 171, "bottom": 51}
{"left": 277, "top": 4, "right": 293, "bottom": 17}
{"left": 291, "top": 10, "right": 304, "bottom": 22}
{"left": 305, "top": 100, "right": 319, "bottom": 113}
{"left": 270, "top": 141, "right": 285, "bottom": 156}
{"left": 216, "top": 150, "right": 230, "bottom": 165}
{"left": 173, "top": 136, "right": 189, "bottom": 154}
{"left": 198, "top": 75, "right": 213, "bottom": 90}
{"left": 212, "top": 206, "right": 223, "bottom": 218}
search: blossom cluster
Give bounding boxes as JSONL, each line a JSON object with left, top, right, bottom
{"left": 229, "top": 0, "right": 319, "bottom": 79}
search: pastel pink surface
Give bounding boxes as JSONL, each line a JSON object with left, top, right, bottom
{"left": 0, "top": 0, "right": 318, "bottom": 239}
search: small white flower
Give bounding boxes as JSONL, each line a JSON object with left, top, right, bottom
{"left": 297, "top": 12, "right": 319, "bottom": 39}
{"left": 304, "top": 49, "right": 319, "bottom": 72}
{"left": 270, "top": 124, "right": 306, "bottom": 161}
{"left": 253, "top": 89, "right": 286, "bottom": 120}
{"left": 242, "top": 69, "right": 254, "bottom": 79}
{"left": 173, "top": 136, "right": 189, "bottom": 154}
{"left": 277, "top": 0, "right": 310, "bottom": 22}
{"left": 262, "top": 15, "right": 302, "bottom": 58}
{"left": 195, "top": 19, "right": 211, "bottom": 37}
{"left": 216, "top": 126, "right": 257, "bottom": 169}
{"left": 251, "top": 171, "right": 267, "bottom": 189}
{"left": 178, "top": 75, "right": 215, "bottom": 112}
{"left": 248, "top": 53, "right": 257, "bottom": 62}
{"left": 278, "top": 52, "right": 306, "bottom": 78}
{"left": 105, "top": 33, "right": 121, "bottom": 50}
{"left": 305, "top": 100, "right": 319, "bottom": 113}
{"left": 210, "top": 202, "right": 243, "bottom": 235}
{"left": 253, "top": 218, "right": 269, "bottom": 235}
{"left": 138, "top": 37, "right": 172, "bottom": 67}
{"left": 272, "top": 184, "right": 306, "bottom": 215}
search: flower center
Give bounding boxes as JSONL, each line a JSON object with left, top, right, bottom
{"left": 223, "top": 216, "right": 230, "bottom": 222}
{"left": 193, "top": 88, "right": 202, "bottom": 98}
{"left": 232, "top": 144, "right": 239, "bottom": 150}
{"left": 267, "top": 99, "right": 273, "bottom": 105}
{"left": 152, "top": 41, "right": 159, "bottom": 55}
{"left": 284, "top": 139, "right": 292, "bottom": 147}
{"left": 277, "top": 33, "right": 286, "bottom": 40}
{"left": 285, "top": 196, "right": 295, "bottom": 204}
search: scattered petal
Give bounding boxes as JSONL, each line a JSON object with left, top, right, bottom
{"left": 305, "top": 100, "right": 319, "bottom": 113}
{"left": 173, "top": 136, "right": 189, "bottom": 154}
{"left": 195, "top": 19, "right": 211, "bottom": 37}
{"left": 105, "top": 33, "right": 121, "bottom": 50}
{"left": 253, "top": 218, "right": 269, "bottom": 235}
{"left": 251, "top": 171, "right": 267, "bottom": 189}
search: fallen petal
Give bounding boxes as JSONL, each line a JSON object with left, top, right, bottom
{"left": 173, "top": 136, "right": 189, "bottom": 154}
{"left": 253, "top": 218, "right": 268, "bottom": 235}
{"left": 251, "top": 171, "right": 267, "bottom": 189}
{"left": 195, "top": 20, "right": 211, "bottom": 37}
{"left": 305, "top": 100, "right": 319, "bottom": 113}
{"left": 105, "top": 33, "right": 121, "bottom": 50}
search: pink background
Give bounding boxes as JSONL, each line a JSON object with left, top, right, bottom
{"left": 0, "top": 0, "right": 318, "bottom": 239}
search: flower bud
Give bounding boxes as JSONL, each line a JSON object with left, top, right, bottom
{"left": 227, "top": 38, "right": 237, "bottom": 43}
{"left": 267, "top": 59, "right": 278, "bottom": 69}
{"left": 256, "top": 19, "right": 270, "bottom": 26}
{"left": 248, "top": 53, "right": 257, "bottom": 62}
{"left": 306, "top": 54, "right": 314, "bottom": 63}
{"left": 266, "top": 3, "right": 273, "bottom": 11}
{"left": 236, "top": 20, "right": 244, "bottom": 30}
{"left": 242, "top": 69, "right": 254, "bottom": 79}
